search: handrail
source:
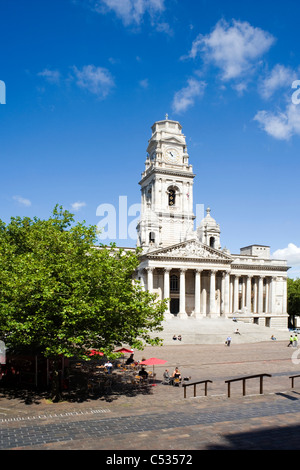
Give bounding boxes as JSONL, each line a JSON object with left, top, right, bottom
{"left": 289, "top": 374, "right": 300, "bottom": 388}
{"left": 225, "top": 374, "right": 272, "bottom": 398}
{"left": 182, "top": 380, "right": 213, "bottom": 399}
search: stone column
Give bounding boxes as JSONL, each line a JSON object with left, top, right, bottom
{"left": 138, "top": 269, "right": 145, "bottom": 291}
{"left": 283, "top": 277, "right": 287, "bottom": 314}
{"left": 265, "top": 278, "right": 270, "bottom": 313}
{"left": 202, "top": 279, "right": 207, "bottom": 316}
{"left": 246, "top": 275, "right": 252, "bottom": 314}
{"left": 221, "top": 272, "right": 225, "bottom": 315}
{"left": 241, "top": 277, "right": 246, "bottom": 309}
{"left": 194, "top": 269, "right": 202, "bottom": 318}
{"left": 209, "top": 270, "right": 217, "bottom": 316}
{"left": 270, "top": 276, "right": 276, "bottom": 314}
{"left": 179, "top": 268, "right": 187, "bottom": 318}
{"left": 253, "top": 277, "right": 258, "bottom": 313}
{"left": 150, "top": 181, "right": 155, "bottom": 210}
{"left": 163, "top": 268, "right": 171, "bottom": 317}
{"left": 233, "top": 275, "right": 240, "bottom": 313}
{"left": 229, "top": 276, "right": 233, "bottom": 314}
{"left": 258, "top": 276, "right": 264, "bottom": 314}
{"left": 146, "top": 267, "right": 154, "bottom": 293}
{"left": 223, "top": 271, "right": 230, "bottom": 315}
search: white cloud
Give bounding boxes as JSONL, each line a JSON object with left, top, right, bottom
{"left": 259, "top": 64, "right": 297, "bottom": 99}
{"left": 186, "top": 19, "right": 275, "bottom": 81}
{"left": 71, "top": 201, "right": 86, "bottom": 212}
{"left": 92, "top": 0, "right": 165, "bottom": 26}
{"left": 172, "top": 78, "right": 206, "bottom": 114}
{"left": 139, "top": 78, "right": 149, "bottom": 89}
{"left": 37, "top": 69, "right": 61, "bottom": 84}
{"left": 155, "top": 21, "right": 173, "bottom": 36}
{"left": 13, "top": 196, "right": 32, "bottom": 207}
{"left": 273, "top": 244, "right": 300, "bottom": 266}
{"left": 254, "top": 102, "right": 300, "bottom": 140}
{"left": 72, "top": 65, "right": 115, "bottom": 98}
{"left": 233, "top": 81, "right": 249, "bottom": 96}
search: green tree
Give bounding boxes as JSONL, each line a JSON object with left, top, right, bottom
{"left": 287, "top": 277, "right": 300, "bottom": 327}
{"left": 0, "top": 206, "right": 167, "bottom": 400}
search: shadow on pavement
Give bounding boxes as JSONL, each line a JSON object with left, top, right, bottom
{"left": 208, "top": 423, "right": 300, "bottom": 450}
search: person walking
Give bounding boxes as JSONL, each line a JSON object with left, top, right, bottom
{"left": 293, "top": 334, "right": 298, "bottom": 348}
{"left": 287, "top": 335, "right": 294, "bottom": 347}
{"left": 226, "top": 336, "right": 232, "bottom": 346}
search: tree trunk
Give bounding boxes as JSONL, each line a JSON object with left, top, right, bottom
{"left": 51, "top": 359, "right": 62, "bottom": 402}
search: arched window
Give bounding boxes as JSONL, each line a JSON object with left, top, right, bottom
{"left": 170, "top": 274, "right": 179, "bottom": 292}
{"left": 209, "top": 237, "right": 215, "bottom": 248}
{"left": 168, "top": 189, "right": 176, "bottom": 206}
{"left": 149, "top": 232, "right": 155, "bottom": 243}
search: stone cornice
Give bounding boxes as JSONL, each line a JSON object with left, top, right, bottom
{"left": 231, "top": 263, "right": 289, "bottom": 272}
{"left": 139, "top": 257, "right": 288, "bottom": 272}
{"left": 139, "top": 167, "right": 195, "bottom": 185}
{"left": 143, "top": 254, "right": 233, "bottom": 264}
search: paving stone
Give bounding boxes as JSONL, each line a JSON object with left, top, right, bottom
{"left": 0, "top": 341, "right": 300, "bottom": 450}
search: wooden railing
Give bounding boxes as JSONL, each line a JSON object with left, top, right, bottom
{"left": 182, "top": 380, "right": 213, "bottom": 399}
{"left": 181, "top": 373, "right": 300, "bottom": 399}
{"left": 289, "top": 374, "right": 300, "bottom": 388}
{"left": 225, "top": 374, "right": 272, "bottom": 398}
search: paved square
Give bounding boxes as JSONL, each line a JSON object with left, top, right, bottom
{"left": 1, "top": 340, "right": 300, "bottom": 451}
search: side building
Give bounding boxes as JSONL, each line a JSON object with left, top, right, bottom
{"left": 136, "top": 117, "right": 289, "bottom": 329}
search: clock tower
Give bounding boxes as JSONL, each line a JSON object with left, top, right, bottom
{"left": 137, "top": 116, "right": 195, "bottom": 250}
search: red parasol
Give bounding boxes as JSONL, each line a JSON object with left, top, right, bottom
{"left": 89, "top": 350, "right": 104, "bottom": 356}
{"left": 139, "top": 357, "right": 167, "bottom": 384}
{"left": 114, "top": 348, "right": 134, "bottom": 354}
{"left": 114, "top": 348, "right": 134, "bottom": 365}
{"left": 139, "top": 357, "right": 167, "bottom": 366}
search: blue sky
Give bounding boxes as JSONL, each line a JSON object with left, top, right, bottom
{"left": 1, "top": 0, "right": 300, "bottom": 277}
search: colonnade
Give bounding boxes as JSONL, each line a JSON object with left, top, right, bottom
{"left": 139, "top": 267, "right": 279, "bottom": 318}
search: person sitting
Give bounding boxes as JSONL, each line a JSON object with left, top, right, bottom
{"left": 104, "top": 361, "right": 113, "bottom": 374}
{"left": 172, "top": 367, "right": 182, "bottom": 385}
{"left": 234, "top": 328, "right": 241, "bottom": 335}
{"left": 125, "top": 354, "right": 134, "bottom": 365}
{"left": 172, "top": 335, "right": 177, "bottom": 340}
{"left": 178, "top": 335, "right": 182, "bottom": 341}
{"left": 138, "top": 367, "right": 148, "bottom": 380}
{"left": 163, "top": 369, "right": 171, "bottom": 385}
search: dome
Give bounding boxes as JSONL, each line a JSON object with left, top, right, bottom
{"left": 197, "top": 207, "right": 221, "bottom": 249}
{"left": 199, "top": 207, "right": 219, "bottom": 229}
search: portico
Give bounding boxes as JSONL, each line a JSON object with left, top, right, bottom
{"left": 138, "top": 262, "right": 288, "bottom": 328}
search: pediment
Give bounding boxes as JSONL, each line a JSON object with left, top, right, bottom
{"left": 145, "top": 239, "right": 233, "bottom": 262}
{"left": 163, "top": 136, "right": 185, "bottom": 145}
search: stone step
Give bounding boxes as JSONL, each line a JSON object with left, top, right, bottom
{"left": 151, "top": 316, "right": 290, "bottom": 345}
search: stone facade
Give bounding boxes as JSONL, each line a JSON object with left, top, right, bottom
{"left": 136, "top": 117, "right": 289, "bottom": 329}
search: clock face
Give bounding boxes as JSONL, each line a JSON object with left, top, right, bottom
{"left": 165, "top": 148, "right": 179, "bottom": 163}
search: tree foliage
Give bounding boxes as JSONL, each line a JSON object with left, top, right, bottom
{"left": 0, "top": 206, "right": 167, "bottom": 362}
{"left": 287, "top": 277, "right": 300, "bottom": 319}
